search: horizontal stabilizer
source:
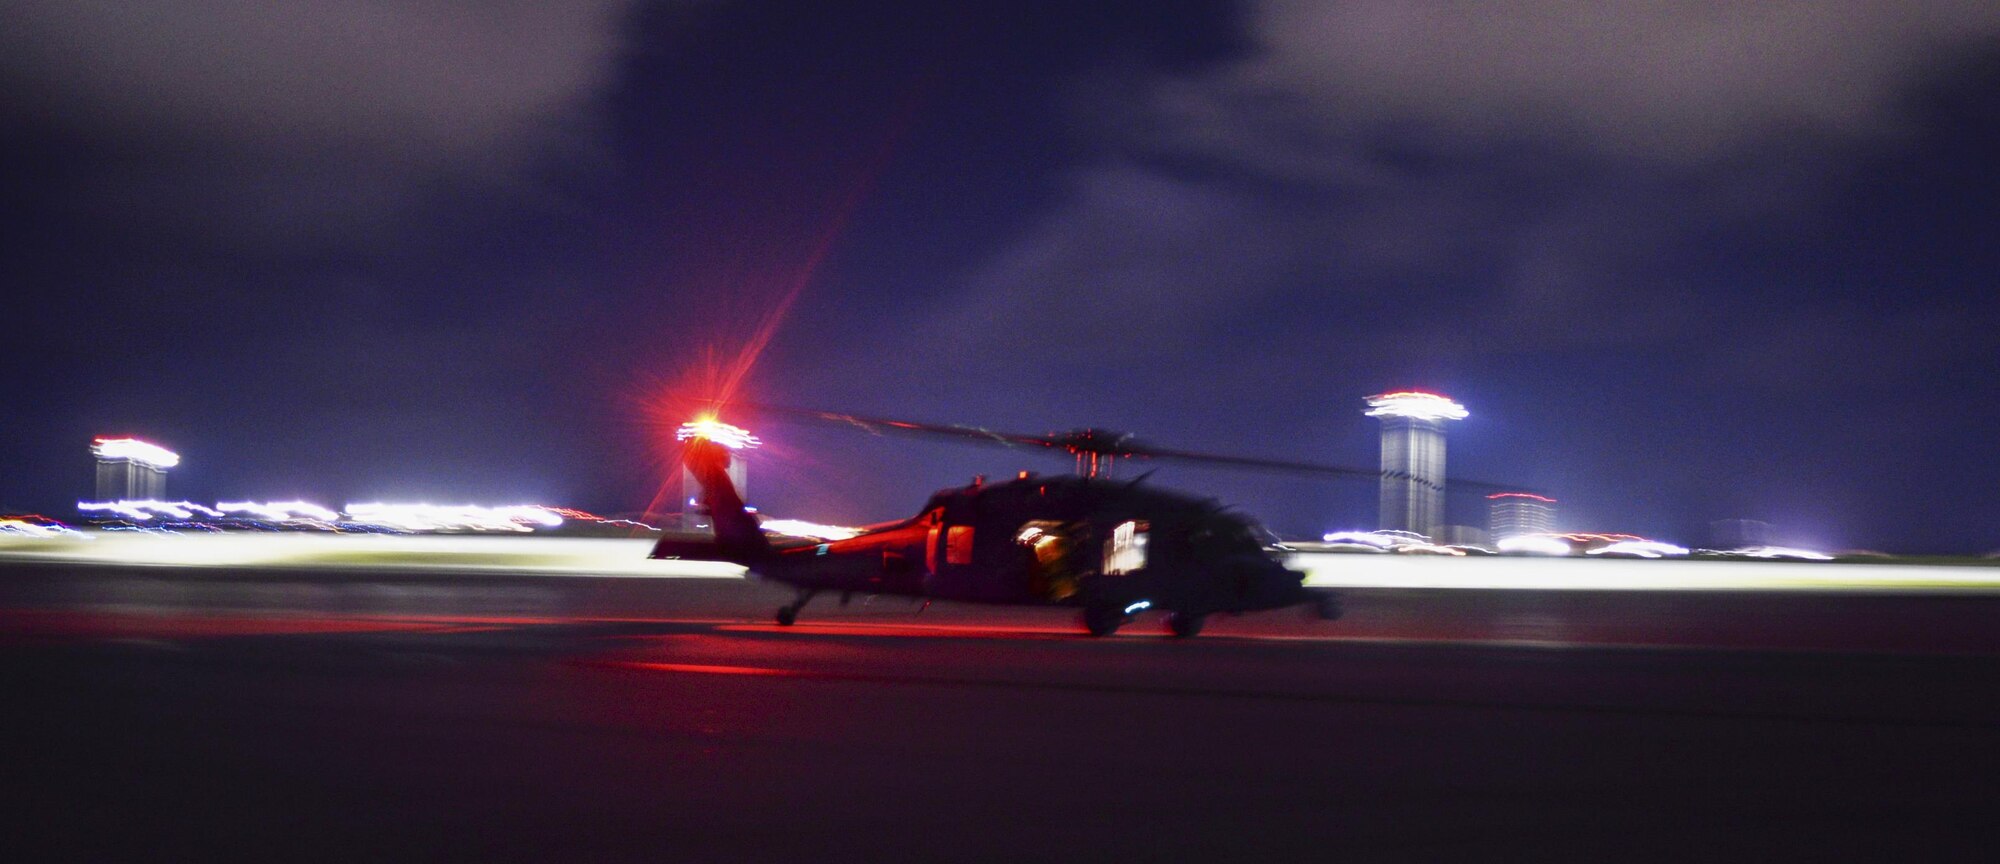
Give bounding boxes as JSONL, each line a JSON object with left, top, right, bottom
{"left": 648, "top": 536, "right": 762, "bottom": 566}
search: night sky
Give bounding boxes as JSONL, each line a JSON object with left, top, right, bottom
{"left": 4, "top": 2, "right": 1997, "bottom": 553}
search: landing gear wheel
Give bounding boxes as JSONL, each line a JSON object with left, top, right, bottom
{"left": 1082, "top": 606, "right": 1124, "bottom": 638}
{"left": 775, "top": 606, "right": 797, "bottom": 626}
{"left": 1165, "top": 611, "right": 1206, "bottom": 638}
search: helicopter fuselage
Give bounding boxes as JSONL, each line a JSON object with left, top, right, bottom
{"left": 650, "top": 438, "right": 1329, "bottom": 635}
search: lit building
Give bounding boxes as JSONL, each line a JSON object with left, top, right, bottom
{"left": 1365, "top": 391, "right": 1467, "bottom": 541}
{"left": 1488, "top": 492, "right": 1557, "bottom": 542}
{"left": 91, "top": 437, "right": 178, "bottom": 501}
{"left": 676, "top": 418, "right": 758, "bottom": 532}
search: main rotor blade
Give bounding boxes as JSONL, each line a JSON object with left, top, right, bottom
{"left": 1126, "top": 445, "right": 1531, "bottom": 493}
{"left": 749, "top": 406, "right": 1057, "bottom": 451}
{"left": 752, "top": 404, "right": 1538, "bottom": 494}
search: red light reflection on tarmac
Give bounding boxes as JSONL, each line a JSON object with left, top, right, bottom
{"left": 717, "top": 622, "right": 1099, "bottom": 640}
{"left": 594, "top": 661, "right": 798, "bottom": 677}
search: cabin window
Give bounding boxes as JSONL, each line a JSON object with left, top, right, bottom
{"left": 945, "top": 525, "right": 975, "bottom": 565}
{"left": 1103, "top": 520, "right": 1149, "bottom": 575}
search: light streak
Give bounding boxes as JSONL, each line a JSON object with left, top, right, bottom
{"left": 1497, "top": 535, "right": 1574, "bottom": 556}
{"left": 216, "top": 501, "right": 341, "bottom": 522}
{"left": 1364, "top": 391, "right": 1469, "bottom": 421}
{"left": 1556, "top": 532, "right": 1646, "bottom": 543}
{"left": 1587, "top": 540, "right": 1691, "bottom": 558}
{"left": 91, "top": 437, "right": 180, "bottom": 469}
{"left": 676, "top": 418, "right": 761, "bottom": 450}
{"left": 758, "top": 518, "right": 862, "bottom": 541}
{"left": 342, "top": 503, "right": 567, "bottom": 533}
{"left": 1319, "top": 530, "right": 1452, "bottom": 553}
{"left": 1320, "top": 531, "right": 1393, "bottom": 546}
{"left": 78, "top": 500, "right": 224, "bottom": 521}
{"left": 1487, "top": 492, "right": 1557, "bottom": 502}
{"left": 1123, "top": 600, "right": 1153, "bottom": 615}
{"left": 1732, "top": 546, "right": 1837, "bottom": 561}
{"left": 0, "top": 518, "right": 86, "bottom": 539}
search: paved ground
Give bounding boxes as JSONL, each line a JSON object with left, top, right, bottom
{"left": 4, "top": 562, "right": 1998, "bottom": 861}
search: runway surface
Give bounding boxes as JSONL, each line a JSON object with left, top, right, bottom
{"left": 5, "top": 560, "right": 1998, "bottom": 861}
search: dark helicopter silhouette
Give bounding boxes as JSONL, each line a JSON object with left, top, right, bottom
{"left": 649, "top": 407, "right": 1479, "bottom": 637}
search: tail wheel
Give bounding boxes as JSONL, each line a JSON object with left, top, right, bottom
{"left": 1165, "top": 611, "right": 1205, "bottom": 638}
{"left": 1081, "top": 605, "right": 1123, "bottom": 637}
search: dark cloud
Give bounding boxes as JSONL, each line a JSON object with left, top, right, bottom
{"left": 1, "top": 0, "right": 641, "bottom": 235}
{"left": 1169, "top": 0, "right": 2000, "bottom": 164}
{"left": 790, "top": 0, "right": 2000, "bottom": 549}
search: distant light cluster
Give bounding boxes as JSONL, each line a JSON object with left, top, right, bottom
{"left": 1319, "top": 530, "right": 1466, "bottom": 555}
{"left": 79, "top": 500, "right": 223, "bottom": 521}
{"left": 676, "top": 418, "right": 760, "bottom": 450}
{"left": 216, "top": 500, "right": 341, "bottom": 522}
{"left": 343, "top": 503, "right": 566, "bottom": 533}
{"left": 1586, "top": 540, "right": 1692, "bottom": 558}
{"left": 1364, "top": 391, "right": 1469, "bottom": 421}
{"left": 73, "top": 499, "right": 584, "bottom": 533}
{"left": 0, "top": 516, "right": 86, "bottom": 539}
{"left": 1495, "top": 535, "right": 1575, "bottom": 556}
{"left": 91, "top": 437, "right": 180, "bottom": 469}
{"left": 1732, "top": 545, "right": 1836, "bottom": 561}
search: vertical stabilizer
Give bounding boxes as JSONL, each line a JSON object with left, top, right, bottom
{"left": 649, "top": 439, "right": 774, "bottom": 564}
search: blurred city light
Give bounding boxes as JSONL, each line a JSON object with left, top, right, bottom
{"left": 0, "top": 517, "right": 86, "bottom": 539}
{"left": 90, "top": 437, "right": 181, "bottom": 469}
{"left": 1587, "top": 540, "right": 1692, "bottom": 558}
{"left": 1363, "top": 391, "right": 1470, "bottom": 421}
{"left": 1498, "top": 535, "right": 1574, "bottom": 556}
{"left": 1734, "top": 545, "right": 1837, "bottom": 561}
{"left": 216, "top": 501, "right": 342, "bottom": 522}
{"left": 342, "top": 503, "right": 566, "bottom": 533}
{"left": 78, "top": 500, "right": 225, "bottom": 521}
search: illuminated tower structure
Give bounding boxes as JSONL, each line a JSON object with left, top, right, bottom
{"left": 1488, "top": 492, "right": 1557, "bottom": 542}
{"left": 676, "top": 418, "right": 759, "bottom": 532}
{"left": 1365, "top": 391, "right": 1467, "bottom": 541}
{"left": 91, "top": 437, "right": 179, "bottom": 501}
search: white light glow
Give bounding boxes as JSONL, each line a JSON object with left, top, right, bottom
{"left": 1364, "top": 391, "right": 1468, "bottom": 421}
{"left": 1587, "top": 540, "right": 1692, "bottom": 559}
{"left": 217, "top": 500, "right": 342, "bottom": 522}
{"left": 1395, "top": 543, "right": 1466, "bottom": 556}
{"left": 78, "top": 500, "right": 224, "bottom": 521}
{"left": 677, "top": 418, "right": 760, "bottom": 450}
{"left": 1498, "top": 535, "right": 1573, "bottom": 556}
{"left": 1734, "top": 545, "right": 1837, "bottom": 561}
{"left": 91, "top": 437, "right": 180, "bottom": 469}
{"left": 343, "top": 503, "right": 566, "bottom": 533}
{"left": 759, "top": 518, "right": 862, "bottom": 541}
{"left": 1321, "top": 531, "right": 1397, "bottom": 548}
{"left": 0, "top": 518, "right": 85, "bottom": 539}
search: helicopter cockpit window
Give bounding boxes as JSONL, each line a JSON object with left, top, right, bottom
{"left": 1018, "top": 521, "right": 1080, "bottom": 601}
{"left": 945, "top": 525, "right": 974, "bottom": 565}
{"left": 1103, "top": 520, "right": 1149, "bottom": 575}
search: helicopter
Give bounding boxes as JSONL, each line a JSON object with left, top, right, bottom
{"left": 649, "top": 407, "right": 1430, "bottom": 637}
